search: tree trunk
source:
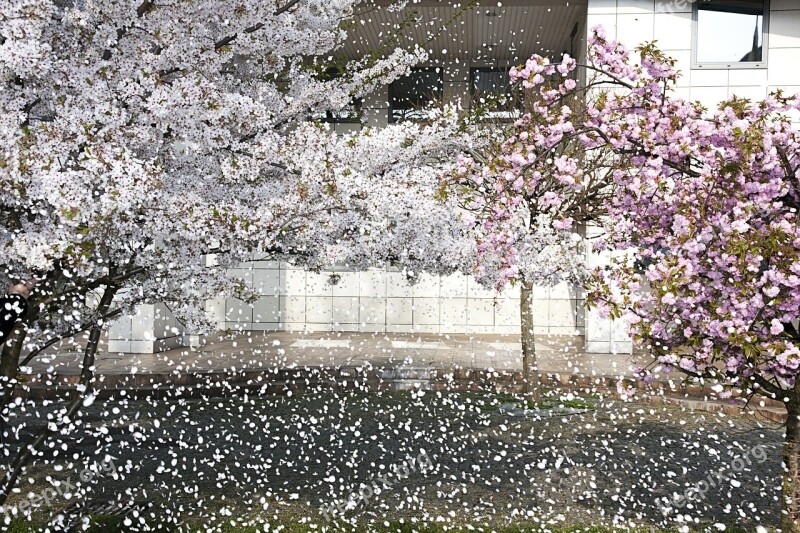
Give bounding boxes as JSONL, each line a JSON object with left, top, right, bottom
{"left": 0, "top": 327, "right": 25, "bottom": 407}
{"left": 0, "top": 329, "right": 26, "bottom": 456}
{"left": 519, "top": 278, "right": 541, "bottom": 403}
{"left": 784, "top": 399, "right": 800, "bottom": 532}
{"left": 0, "top": 284, "right": 117, "bottom": 506}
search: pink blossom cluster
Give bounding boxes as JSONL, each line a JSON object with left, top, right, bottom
{"left": 459, "top": 25, "right": 800, "bottom": 392}
{"left": 453, "top": 53, "right": 589, "bottom": 289}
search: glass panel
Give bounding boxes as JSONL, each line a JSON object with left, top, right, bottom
{"left": 470, "top": 68, "right": 518, "bottom": 121}
{"left": 471, "top": 69, "right": 511, "bottom": 98}
{"left": 389, "top": 69, "right": 442, "bottom": 122}
{"left": 696, "top": 0, "right": 765, "bottom": 64}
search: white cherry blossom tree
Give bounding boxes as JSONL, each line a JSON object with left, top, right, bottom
{"left": 0, "top": 0, "right": 470, "bottom": 504}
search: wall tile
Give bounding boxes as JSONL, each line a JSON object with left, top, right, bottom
{"left": 224, "top": 299, "right": 252, "bottom": 323}
{"left": 494, "top": 297, "right": 520, "bottom": 327}
{"left": 281, "top": 269, "right": 306, "bottom": 296}
{"left": 769, "top": 49, "right": 800, "bottom": 85}
{"left": 587, "top": 14, "right": 618, "bottom": 39}
{"left": 617, "top": 0, "right": 655, "bottom": 14}
{"left": 412, "top": 274, "right": 440, "bottom": 298}
{"left": 359, "top": 297, "right": 386, "bottom": 325}
{"left": 306, "top": 296, "right": 333, "bottom": 323}
{"left": 358, "top": 323, "right": 386, "bottom": 333}
{"left": 441, "top": 273, "right": 468, "bottom": 297}
{"left": 769, "top": 9, "right": 800, "bottom": 48}
{"left": 589, "top": 0, "right": 618, "bottom": 15}
{"left": 413, "top": 298, "right": 440, "bottom": 325}
{"left": 108, "top": 315, "right": 133, "bottom": 341}
{"left": 690, "top": 86, "right": 729, "bottom": 109}
{"left": 467, "top": 277, "right": 494, "bottom": 298}
{"left": 690, "top": 69, "right": 729, "bottom": 87}
{"left": 128, "top": 340, "right": 155, "bottom": 354}
{"left": 617, "top": 13, "right": 655, "bottom": 49}
{"left": 332, "top": 272, "right": 360, "bottom": 297}
{"left": 386, "top": 272, "right": 413, "bottom": 297}
{"left": 253, "top": 296, "right": 280, "bottom": 323}
{"left": 468, "top": 299, "right": 495, "bottom": 326}
{"left": 332, "top": 296, "right": 359, "bottom": 323}
{"left": 654, "top": 12, "right": 692, "bottom": 51}
{"left": 386, "top": 324, "right": 416, "bottom": 333}
{"left": 655, "top": 0, "right": 692, "bottom": 14}
{"left": 253, "top": 269, "right": 281, "bottom": 296}
{"left": 387, "top": 297, "right": 413, "bottom": 324}
{"left": 282, "top": 296, "right": 306, "bottom": 324}
{"left": 530, "top": 299, "right": 549, "bottom": 326}
{"left": 107, "top": 340, "right": 131, "bottom": 353}
{"left": 441, "top": 298, "right": 468, "bottom": 325}
{"left": 729, "top": 68, "right": 768, "bottom": 87}
{"left": 360, "top": 270, "right": 386, "bottom": 297}
{"left": 549, "top": 300, "right": 578, "bottom": 330}
{"left": 728, "top": 85, "right": 768, "bottom": 100}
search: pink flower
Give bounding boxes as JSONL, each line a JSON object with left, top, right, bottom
{"left": 542, "top": 192, "right": 561, "bottom": 206}
{"left": 553, "top": 217, "right": 573, "bottom": 231}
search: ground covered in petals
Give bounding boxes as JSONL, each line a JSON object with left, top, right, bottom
{"left": 7, "top": 391, "right": 782, "bottom": 531}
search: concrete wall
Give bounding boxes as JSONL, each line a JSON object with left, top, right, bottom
{"left": 219, "top": 262, "right": 584, "bottom": 337}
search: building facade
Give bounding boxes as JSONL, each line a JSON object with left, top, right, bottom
{"left": 107, "top": 0, "right": 800, "bottom": 355}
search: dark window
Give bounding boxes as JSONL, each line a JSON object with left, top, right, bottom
{"left": 312, "top": 100, "right": 362, "bottom": 124}
{"left": 389, "top": 68, "right": 443, "bottom": 123}
{"left": 695, "top": 0, "right": 767, "bottom": 66}
{"left": 470, "top": 67, "right": 518, "bottom": 120}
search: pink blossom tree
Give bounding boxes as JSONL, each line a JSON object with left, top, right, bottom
{"left": 478, "top": 26, "right": 800, "bottom": 529}
{"left": 451, "top": 63, "right": 614, "bottom": 401}
{"left": 0, "top": 0, "right": 469, "bottom": 507}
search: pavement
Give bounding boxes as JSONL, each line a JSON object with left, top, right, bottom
{"left": 29, "top": 331, "right": 648, "bottom": 377}
{"left": 18, "top": 331, "right": 788, "bottom": 421}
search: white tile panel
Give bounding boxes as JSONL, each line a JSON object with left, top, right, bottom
{"left": 387, "top": 298, "right": 413, "bottom": 324}
{"left": 653, "top": 12, "right": 692, "bottom": 51}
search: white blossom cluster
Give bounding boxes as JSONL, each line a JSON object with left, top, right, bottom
{"left": 0, "top": 0, "right": 463, "bottom": 340}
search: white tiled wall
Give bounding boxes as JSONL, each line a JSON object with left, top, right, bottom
{"left": 219, "top": 263, "right": 585, "bottom": 337}
{"left": 588, "top": 0, "right": 800, "bottom": 108}
{"left": 108, "top": 302, "right": 186, "bottom": 353}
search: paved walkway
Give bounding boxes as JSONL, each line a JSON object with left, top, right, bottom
{"left": 20, "top": 331, "right": 788, "bottom": 421}
{"left": 29, "top": 331, "right": 649, "bottom": 378}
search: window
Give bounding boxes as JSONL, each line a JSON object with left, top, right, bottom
{"left": 312, "top": 100, "right": 362, "bottom": 124}
{"left": 470, "top": 67, "right": 518, "bottom": 120}
{"left": 693, "top": 0, "right": 768, "bottom": 68}
{"left": 310, "top": 67, "right": 362, "bottom": 123}
{"left": 389, "top": 68, "right": 443, "bottom": 123}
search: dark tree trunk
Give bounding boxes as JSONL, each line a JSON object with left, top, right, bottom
{"left": 784, "top": 398, "right": 800, "bottom": 532}
{"left": 519, "top": 278, "right": 541, "bottom": 403}
{"left": 0, "top": 327, "right": 25, "bottom": 406}
{"left": 0, "top": 284, "right": 117, "bottom": 506}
